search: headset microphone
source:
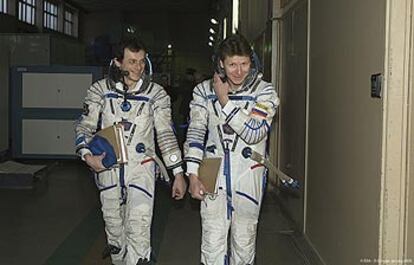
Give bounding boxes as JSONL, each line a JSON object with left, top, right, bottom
{"left": 121, "top": 70, "right": 129, "bottom": 77}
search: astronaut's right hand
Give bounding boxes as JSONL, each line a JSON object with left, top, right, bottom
{"left": 84, "top": 153, "right": 106, "bottom": 173}
{"left": 188, "top": 174, "right": 206, "bottom": 200}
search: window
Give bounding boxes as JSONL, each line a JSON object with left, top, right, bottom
{"left": 43, "top": 1, "right": 58, "bottom": 30}
{"left": 64, "top": 9, "right": 73, "bottom": 35}
{"left": 18, "top": 0, "right": 36, "bottom": 25}
{"left": 0, "top": 0, "right": 7, "bottom": 14}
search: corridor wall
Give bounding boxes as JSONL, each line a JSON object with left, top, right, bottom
{"left": 307, "top": 0, "right": 385, "bottom": 264}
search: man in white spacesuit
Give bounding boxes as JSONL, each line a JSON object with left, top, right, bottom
{"left": 185, "top": 34, "right": 280, "bottom": 265}
{"left": 75, "top": 37, "right": 187, "bottom": 265}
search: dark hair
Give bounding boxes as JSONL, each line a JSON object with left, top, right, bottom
{"left": 113, "top": 37, "right": 147, "bottom": 61}
{"left": 217, "top": 34, "right": 252, "bottom": 61}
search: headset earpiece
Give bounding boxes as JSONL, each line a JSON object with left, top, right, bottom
{"left": 250, "top": 51, "right": 262, "bottom": 76}
{"left": 108, "top": 58, "right": 123, "bottom": 82}
{"left": 212, "top": 53, "right": 227, "bottom": 82}
{"left": 145, "top": 54, "right": 153, "bottom": 77}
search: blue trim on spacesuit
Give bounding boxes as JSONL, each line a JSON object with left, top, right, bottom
{"left": 206, "top": 95, "right": 256, "bottom": 102}
{"left": 224, "top": 149, "right": 233, "bottom": 219}
{"left": 127, "top": 95, "right": 150, "bottom": 101}
{"left": 106, "top": 93, "right": 123, "bottom": 99}
{"left": 225, "top": 107, "right": 240, "bottom": 123}
{"left": 244, "top": 120, "right": 269, "bottom": 130}
{"left": 120, "top": 165, "right": 127, "bottom": 205}
{"left": 206, "top": 145, "right": 216, "bottom": 153}
{"left": 105, "top": 93, "right": 150, "bottom": 102}
{"left": 185, "top": 157, "right": 202, "bottom": 164}
{"left": 207, "top": 95, "right": 217, "bottom": 100}
{"left": 235, "top": 191, "right": 259, "bottom": 205}
{"left": 261, "top": 173, "right": 267, "bottom": 202}
{"left": 228, "top": 95, "right": 256, "bottom": 101}
{"left": 129, "top": 184, "right": 153, "bottom": 198}
{"left": 170, "top": 123, "right": 177, "bottom": 135}
{"left": 189, "top": 142, "right": 204, "bottom": 150}
{"left": 225, "top": 254, "right": 229, "bottom": 265}
{"left": 98, "top": 184, "right": 117, "bottom": 192}
{"left": 75, "top": 136, "right": 85, "bottom": 145}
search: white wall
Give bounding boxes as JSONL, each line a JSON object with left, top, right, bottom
{"left": 307, "top": 0, "right": 385, "bottom": 263}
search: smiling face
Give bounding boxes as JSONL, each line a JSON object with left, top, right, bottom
{"left": 221, "top": 55, "right": 251, "bottom": 88}
{"left": 115, "top": 48, "right": 146, "bottom": 88}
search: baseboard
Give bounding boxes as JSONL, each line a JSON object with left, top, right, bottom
{"left": 290, "top": 232, "right": 327, "bottom": 265}
{"left": 271, "top": 190, "right": 326, "bottom": 265}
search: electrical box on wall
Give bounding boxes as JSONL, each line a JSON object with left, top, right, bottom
{"left": 371, "top": 73, "right": 382, "bottom": 98}
{"left": 10, "top": 65, "right": 102, "bottom": 159}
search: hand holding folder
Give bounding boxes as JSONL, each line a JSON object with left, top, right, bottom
{"left": 197, "top": 157, "right": 222, "bottom": 194}
{"left": 88, "top": 124, "right": 128, "bottom": 168}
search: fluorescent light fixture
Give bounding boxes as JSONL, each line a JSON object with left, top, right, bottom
{"left": 208, "top": 42, "right": 213, "bottom": 47}
{"left": 209, "top": 36, "right": 214, "bottom": 41}
{"left": 210, "top": 18, "right": 218, "bottom": 25}
{"left": 232, "top": 0, "right": 239, "bottom": 33}
{"left": 223, "top": 18, "right": 227, "bottom": 39}
{"left": 209, "top": 28, "right": 216, "bottom": 34}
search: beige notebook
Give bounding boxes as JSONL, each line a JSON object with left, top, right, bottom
{"left": 198, "top": 157, "right": 222, "bottom": 194}
{"left": 95, "top": 124, "right": 128, "bottom": 164}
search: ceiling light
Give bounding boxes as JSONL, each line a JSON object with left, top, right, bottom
{"left": 223, "top": 18, "right": 227, "bottom": 39}
{"left": 232, "top": 0, "right": 239, "bottom": 33}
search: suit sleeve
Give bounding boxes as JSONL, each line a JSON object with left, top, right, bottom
{"left": 221, "top": 84, "right": 279, "bottom": 144}
{"left": 74, "top": 81, "right": 105, "bottom": 160}
{"left": 183, "top": 84, "right": 209, "bottom": 175}
{"left": 152, "top": 87, "right": 183, "bottom": 175}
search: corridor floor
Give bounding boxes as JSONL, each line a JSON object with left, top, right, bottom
{"left": 0, "top": 160, "right": 309, "bottom": 265}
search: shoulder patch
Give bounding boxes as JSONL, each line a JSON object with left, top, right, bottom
{"left": 83, "top": 103, "right": 90, "bottom": 116}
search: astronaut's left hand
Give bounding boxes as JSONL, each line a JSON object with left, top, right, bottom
{"left": 171, "top": 172, "right": 187, "bottom": 200}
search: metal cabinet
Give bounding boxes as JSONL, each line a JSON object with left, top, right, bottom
{"left": 11, "top": 65, "right": 102, "bottom": 158}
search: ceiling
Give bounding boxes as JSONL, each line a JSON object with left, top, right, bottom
{"left": 68, "top": 0, "right": 215, "bottom": 13}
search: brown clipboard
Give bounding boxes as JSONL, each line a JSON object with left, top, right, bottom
{"left": 198, "top": 157, "right": 222, "bottom": 194}
{"left": 95, "top": 124, "right": 128, "bottom": 164}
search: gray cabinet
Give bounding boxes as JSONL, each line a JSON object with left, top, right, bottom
{"left": 11, "top": 65, "right": 102, "bottom": 158}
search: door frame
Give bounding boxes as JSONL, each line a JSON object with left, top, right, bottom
{"left": 379, "top": 0, "right": 413, "bottom": 261}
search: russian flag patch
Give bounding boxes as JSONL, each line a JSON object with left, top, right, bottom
{"left": 251, "top": 103, "right": 269, "bottom": 118}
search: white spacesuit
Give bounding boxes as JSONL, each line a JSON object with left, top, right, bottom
{"left": 185, "top": 72, "right": 279, "bottom": 265}
{"left": 75, "top": 74, "right": 183, "bottom": 265}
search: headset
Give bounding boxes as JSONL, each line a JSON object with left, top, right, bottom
{"left": 108, "top": 54, "right": 153, "bottom": 83}
{"left": 212, "top": 50, "right": 262, "bottom": 83}
{"left": 108, "top": 54, "right": 153, "bottom": 112}
{"left": 212, "top": 53, "right": 227, "bottom": 82}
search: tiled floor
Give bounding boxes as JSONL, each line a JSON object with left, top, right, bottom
{"left": 0, "top": 160, "right": 309, "bottom": 265}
